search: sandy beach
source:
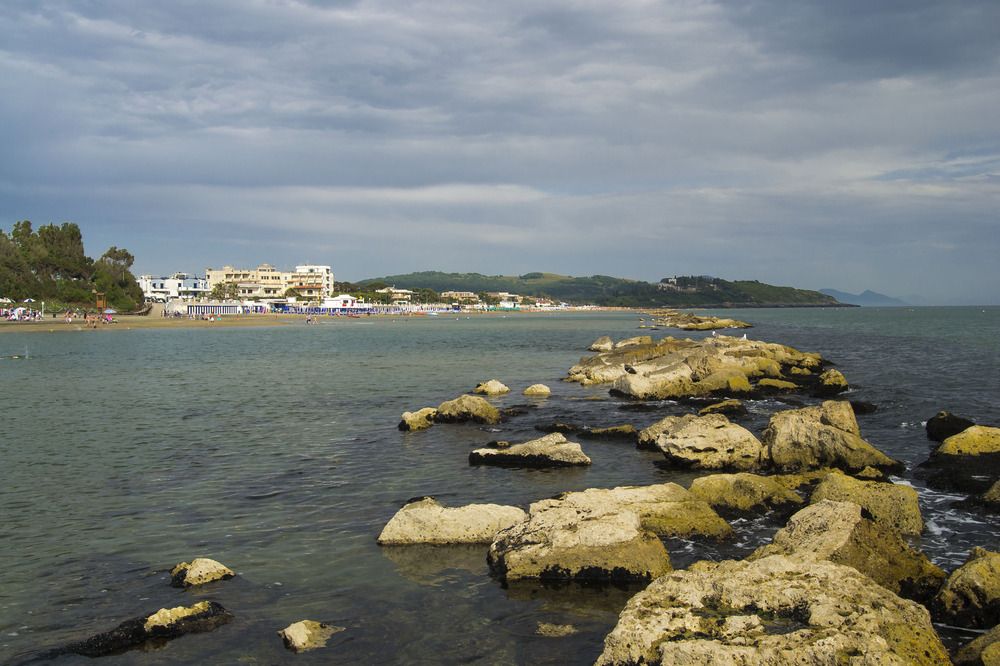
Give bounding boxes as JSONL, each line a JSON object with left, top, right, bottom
{"left": 0, "top": 303, "right": 395, "bottom": 333}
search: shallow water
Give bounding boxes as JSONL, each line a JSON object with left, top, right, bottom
{"left": 2, "top": 307, "right": 999, "bottom": 663}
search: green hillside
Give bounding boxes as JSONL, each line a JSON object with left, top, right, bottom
{"left": 359, "top": 271, "right": 845, "bottom": 308}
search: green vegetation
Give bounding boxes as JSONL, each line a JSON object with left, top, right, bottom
{"left": 0, "top": 221, "right": 144, "bottom": 311}
{"left": 359, "top": 271, "right": 844, "bottom": 308}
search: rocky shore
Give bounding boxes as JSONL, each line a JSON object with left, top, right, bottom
{"left": 386, "top": 332, "right": 1000, "bottom": 664}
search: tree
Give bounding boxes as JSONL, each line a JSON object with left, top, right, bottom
{"left": 97, "top": 246, "right": 135, "bottom": 283}
{"left": 212, "top": 282, "right": 240, "bottom": 300}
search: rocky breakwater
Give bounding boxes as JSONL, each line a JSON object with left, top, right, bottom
{"left": 568, "top": 333, "right": 845, "bottom": 400}
{"left": 639, "top": 309, "right": 752, "bottom": 331}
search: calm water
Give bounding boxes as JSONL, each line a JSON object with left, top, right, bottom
{"left": 2, "top": 307, "right": 999, "bottom": 664}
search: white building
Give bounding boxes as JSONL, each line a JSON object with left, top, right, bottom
{"left": 204, "top": 264, "right": 334, "bottom": 300}
{"left": 138, "top": 273, "right": 211, "bottom": 301}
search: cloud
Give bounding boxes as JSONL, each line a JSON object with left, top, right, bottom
{"left": 0, "top": 0, "right": 998, "bottom": 304}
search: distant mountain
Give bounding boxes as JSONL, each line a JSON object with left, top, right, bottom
{"left": 819, "top": 289, "right": 908, "bottom": 307}
{"left": 360, "top": 271, "right": 848, "bottom": 308}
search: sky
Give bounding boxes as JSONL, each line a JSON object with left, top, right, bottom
{"left": 1, "top": 0, "right": 998, "bottom": 305}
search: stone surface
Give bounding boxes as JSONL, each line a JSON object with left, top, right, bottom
{"left": 170, "top": 557, "right": 235, "bottom": 588}
{"left": 522, "top": 383, "right": 551, "bottom": 396}
{"left": 815, "top": 368, "right": 849, "bottom": 395}
{"left": 46, "top": 601, "right": 233, "bottom": 659}
{"left": 473, "top": 378, "right": 511, "bottom": 395}
{"left": 931, "top": 547, "right": 1000, "bottom": 629}
{"left": 763, "top": 401, "right": 904, "bottom": 474}
{"left": 653, "top": 413, "right": 765, "bottom": 470}
{"left": 397, "top": 407, "right": 437, "bottom": 431}
{"left": 809, "top": 472, "right": 924, "bottom": 535}
{"left": 469, "top": 432, "right": 591, "bottom": 468}
{"left": 279, "top": 620, "right": 344, "bottom": 652}
{"left": 582, "top": 425, "right": 638, "bottom": 441}
{"left": 953, "top": 622, "right": 1000, "bottom": 665}
{"left": 434, "top": 394, "right": 502, "bottom": 425}
{"left": 688, "top": 472, "right": 804, "bottom": 515}
{"left": 588, "top": 336, "right": 614, "bottom": 352}
{"left": 698, "top": 399, "right": 747, "bottom": 417}
{"left": 595, "top": 555, "right": 948, "bottom": 666}
{"left": 749, "top": 500, "right": 945, "bottom": 603}
{"left": 937, "top": 426, "right": 1000, "bottom": 455}
{"left": 536, "top": 483, "right": 733, "bottom": 541}
{"left": 486, "top": 504, "right": 671, "bottom": 582}
{"left": 926, "top": 410, "right": 976, "bottom": 442}
{"left": 377, "top": 497, "right": 527, "bottom": 545}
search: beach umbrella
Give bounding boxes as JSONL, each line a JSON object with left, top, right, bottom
{"left": 23, "top": 298, "right": 35, "bottom": 303}
{"left": 0, "top": 297, "right": 11, "bottom": 303}
{"left": 103, "top": 309, "right": 117, "bottom": 314}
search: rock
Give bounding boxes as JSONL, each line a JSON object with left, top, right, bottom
{"left": 763, "top": 401, "right": 904, "bottom": 474}
{"left": 469, "top": 432, "right": 591, "bottom": 468}
{"left": 809, "top": 472, "right": 924, "bottom": 535}
{"left": 473, "top": 379, "right": 511, "bottom": 395}
{"left": 588, "top": 336, "right": 614, "bottom": 352}
{"left": 654, "top": 413, "right": 765, "bottom": 470}
{"left": 279, "top": 620, "right": 344, "bottom": 652}
{"left": 522, "top": 383, "right": 551, "bottom": 396}
{"left": 749, "top": 500, "right": 945, "bottom": 603}
{"left": 486, "top": 504, "right": 671, "bottom": 582}
{"left": 581, "top": 425, "right": 638, "bottom": 442}
{"left": 170, "top": 557, "right": 235, "bottom": 588}
{"left": 47, "top": 601, "right": 233, "bottom": 658}
{"left": 688, "top": 472, "right": 804, "bottom": 516}
{"left": 937, "top": 426, "right": 1000, "bottom": 455}
{"left": 397, "top": 407, "right": 437, "bottom": 431}
{"left": 536, "top": 483, "right": 733, "bottom": 541}
{"left": 434, "top": 394, "right": 502, "bottom": 425}
{"left": 815, "top": 368, "right": 849, "bottom": 396}
{"left": 615, "top": 335, "right": 653, "bottom": 349}
{"left": 953, "top": 622, "right": 1000, "bottom": 665}
{"left": 376, "top": 497, "right": 527, "bottom": 545}
{"left": 755, "top": 377, "right": 799, "bottom": 393}
{"left": 984, "top": 480, "right": 1000, "bottom": 506}
{"left": 931, "top": 547, "right": 1000, "bottom": 629}
{"left": 694, "top": 367, "right": 753, "bottom": 395}
{"left": 927, "top": 411, "right": 976, "bottom": 442}
{"left": 698, "top": 399, "right": 747, "bottom": 417}
{"left": 595, "top": 555, "right": 949, "bottom": 666}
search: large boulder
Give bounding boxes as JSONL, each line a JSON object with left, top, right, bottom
{"left": 170, "top": 558, "right": 235, "bottom": 588}
{"left": 595, "top": 555, "right": 949, "bottom": 666}
{"left": 589, "top": 336, "right": 614, "bottom": 352}
{"left": 536, "top": 483, "right": 733, "bottom": 541}
{"left": 688, "top": 473, "right": 804, "bottom": 516}
{"left": 749, "top": 500, "right": 945, "bottom": 603}
{"left": 815, "top": 368, "right": 849, "bottom": 396}
{"left": 809, "top": 472, "right": 924, "bottom": 535}
{"left": 953, "top": 622, "right": 1000, "bottom": 665}
{"left": 763, "top": 401, "right": 904, "bottom": 474}
{"left": 937, "top": 426, "right": 1000, "bottom": 455}
{"left": 926, "top": 410, "right": 976, "bottom": 442}
{"left": 486, "top": 504, "right": 671, "bottom": 583}
{"left": 469, "top": 433, "right": 591, "bottom": 468}
{"left": 698, "top": 399, "right": 747, "bottom": 417}
{"left": 44, "top": 601, "right": 233, "bottom": 659}
{"left": 397, "top": 407, "right": 437, "bottom": 431}
{"left": 279, "top": 620, "right": 344, "bottom": 652}
{"left": 653, "top": 413, "right": 765, "bottom": 470}
{"left": 377, "top": 497, "right": 527, "bottom": 545}
{"left": 522, "top": 383, "right": 551, "bottom": 396}
{"left": 931, "top": 547, "right": 1000, "bottom": 629}
{"left": 434, "top": 394, "right": 502, "bottom": 425}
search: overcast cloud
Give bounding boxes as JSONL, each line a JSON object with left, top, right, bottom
{"left": 2, "top": 0, "right": 998, "bottom": 303}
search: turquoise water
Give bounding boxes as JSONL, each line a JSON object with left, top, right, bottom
{"left": 2, "top": 308, "right": 999, "bottom": 663}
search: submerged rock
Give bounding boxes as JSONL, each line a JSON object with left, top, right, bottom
{"left": 469, "top": 432, "right": 591, "bottom": 468}
{"left": 697, "top": 398, "right": 748, "bottom": 417}
{"left": 595, "top": 555, "right": 948, "bottom": 666}
{"left": 434, "top": 394, "right": 502, "bottom": 425}
{"left": 926, "top": 410, "right": 976, "bottom": 442}
{"left": 397, "top": 407, "right": 437, "bottom": 431}
{"left": 749, "top": 500, "right": 944, "bottom": 603}
{"left": 45, "top": 601, "right": 233, "bottom": 659}
{"left": 377, "top": 497, "right": 527, "bottom": 545}
{"left": 937, "top": 425, "right": 1000, "bottom": 455}
{"left": 931, "top": 547, "right": 1000, "bottom": 629}
{"left": 279, "top": 620, "right": 344, "bottom": 652}
{"left": 170, "top": 557, "right": 235, "bottom": 588}
{"left": 522, "top": 383, "right": 551, "bottom": 396}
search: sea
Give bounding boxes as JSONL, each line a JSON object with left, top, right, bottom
{"left": 2, "top": 306, "right": 999, "bottom": 664}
